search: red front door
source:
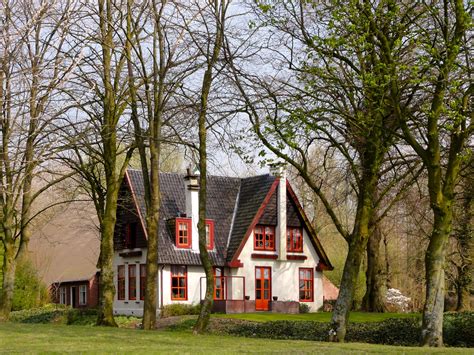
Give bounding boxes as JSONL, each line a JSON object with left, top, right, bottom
{"left": 255, "top": 267, "right": 271, "bottom": 311}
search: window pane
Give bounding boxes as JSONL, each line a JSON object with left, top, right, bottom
{"left": 264, "top": 290, "right": 269, "bottom": 299}
{"left": 264, "top": 269, "right": 270, "bottom": 278}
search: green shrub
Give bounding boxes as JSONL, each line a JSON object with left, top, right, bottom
{"left": 66, "top": 308, "right": 98, "bottom": 326}
{"left": 346, "top": 318, "right": 421, "bottom": 346}
{"left": 12, "top": 257, "right": 49, "bottom": 311}
{"left": 443, "top": 312, "right": 474, "bottom": 347}
{"left": 9, "top": 304, "right": 68, "bottom": 324}
{"left": 160, "top": 303, "right": 200, "bottom": 318}
{"left": 299, "top": 303, "right": 310, "bottom": 314}
{"left": 222, "top": 313, "right": 473, "bottom": 347}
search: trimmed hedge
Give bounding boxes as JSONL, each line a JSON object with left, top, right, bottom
{"left": 224, "top": 312, "right": 473, "bottom": 347}
{"left": 160, "top": 303, "right": 200, "bottom": 318}
{"left": 444, "top": 312, "right": 474, "bottom": 347}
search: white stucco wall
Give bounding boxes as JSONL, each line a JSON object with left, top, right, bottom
{"left": 230, "top": 228, "right": 323, "bottom": 312}
{"left": 113, "top": 248, "right": 153, "bottom": 316}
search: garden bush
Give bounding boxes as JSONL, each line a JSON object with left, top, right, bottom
{"left": 66, "top": 308, "right": 98, "bottom": 326}
{"left": 160, "top": 303, "right": 200, "bottom": 318}
{"left": 9, "top": 304, "right": 68, "bottom": 324}
{"left": 223, "top": 313, "right": 473, "bottom": 347}
{"left": 12, "top": 257, "right": 49, "bottom": 311}
{"left": 443, "top": 312, "right": 474, "bottom": 347}
{"left": 299, "top": 303, "right": 310, "bottom": 314}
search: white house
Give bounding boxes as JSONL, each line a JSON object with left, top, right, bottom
{"left": 112, "top": 166, "right": 333, "bottom": 316}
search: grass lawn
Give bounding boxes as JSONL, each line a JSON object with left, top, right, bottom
{"left": 213, "top": 311, "right": 420, "bottom": 323}
{"left": 0, "top": 322, "right": 469, "bottom": 354}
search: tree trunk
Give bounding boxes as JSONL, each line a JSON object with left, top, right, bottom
{"left": 421, "top": 208, "right": 452, "bottom": 347}
{"left": 361, "top": 221, "right": 387, "bottom": 312}
{"left": 96, "top": 186, "right": 119, "bottom": 327}
{"left": 142, "top": 217, "right": 159, "bottom": 330}
{"left": 0, "top": 239, "right": 16, "bottom": 320}
{"left": 331, "top": 171, "right": 376, "bottom": 341}
{"left": 193, "top": 0, "right": 225, "bottom": 335}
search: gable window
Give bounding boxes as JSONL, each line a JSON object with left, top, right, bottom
{"left": 287, "top": 227, "right": 303, "bottom": 252}
{"left": 171, "top": 265, "right": 187, "bottom": 300}
{"left": 299, "top": 268, "right": 314, "bottom": 302}
{"left": 176, "top": 218, "right": 192, "bottom": 248}
{"left": 79, "top": 285, "right": 87, "bottom": 306}
{"left": 206, "top": 220, "right": 214, "bottom": 250}
{"left": 214, "top": 267, "right": 224, "bottom": 300}
{"left": 117, "top": 265, "right": 125, "bottom": 300}
{"left": 140, "top": 264, "right": 146, "bottom": 301}
{"left": 124, "top": 222, "right": 137, "bottom": 249}
{"left": 129, "top": 264, "right": 137, "bottom": 300}
{"left": 254, "top": 225, "right": 275, "bottom": 251}
{"left": 60, "top": 287, "right": 67, "bottom": 305}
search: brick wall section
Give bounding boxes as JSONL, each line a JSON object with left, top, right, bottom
{"left": 50, "top": 273, "right": 99, "bottom": 309}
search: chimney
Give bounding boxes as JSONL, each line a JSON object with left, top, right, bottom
{"left": 269, "top": 163, "right": 287, "bottom": 261}
{"left": 184, "top": 168, "right": 199, "bottom": 252}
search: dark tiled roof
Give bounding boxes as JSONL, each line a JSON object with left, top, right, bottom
{"left": 225, "top": 174, "right": 276, "bottom": 262}
{"left": 124, "top": 170, "right": 332, "bottom": 269}
{"left": 127, "top": 170, "right": 244, "bottom": 266}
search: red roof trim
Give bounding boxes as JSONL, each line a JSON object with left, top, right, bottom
{"left": 286, "top": 181, "right": 333, "bottom": 270}
{"left": 226, "top": 260, "right": 244, "bottom": 268}
{"left": 251, "top": 253, "right": 278, "bottom": 260}
{"left": 316, "top": 261, "right": 331, "bottom": 271}
{"left": 287, "top": 254, "right": 307, "bottom": 261}
{"left": 125, "top": 170, "right": 148, "bottom": 240}
{"left": 230, "top": 178, "right": 280, "bottom": 264}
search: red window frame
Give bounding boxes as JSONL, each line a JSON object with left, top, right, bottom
{"left": 128, "top": 264, "right": 137, "bottom": 300}
{"left": 299, "top": 268, "right": 314, "bottom": 302}
{"left": 124, "top": 222, "right": 137, "bottom": 249}
{"left": 213, "top": 267, "right": 224, "bottom": 300}
{"left": 117, "top": 265, "right": 125, "bottom": 300}
{"left": 171, "top": 265, "right": 187, "bottom": 300}
{"left": 140, "top": 264, "right": 146, "bottom": 301}
{"left": 176, "top": 218, "right": 192, "bottom": 248}
{"left": 254, "top": 225, "right": 275, "bottom": 251}
{"left": 206, "top": 220, "right": 215, "bottom": 250}
{"left": 287, "top": 227, "right": 303, "bottom": 252}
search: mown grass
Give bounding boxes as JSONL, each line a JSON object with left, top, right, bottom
{"left": 213, "top": 311, "right": 420, "bottom": 323}
{"left": 0, "top": 322, "right": 470, "bottom": 354}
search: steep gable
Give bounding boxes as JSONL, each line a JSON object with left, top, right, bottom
{"left": 225, "top": 174, "right": 277, "bottom": 262}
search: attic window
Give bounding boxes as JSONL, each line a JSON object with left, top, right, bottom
{"left": 124, "top": 222, "right": 137, "bottom": 249}
{"left": 287, "top": 227, "right": 303, "bottom": 252}
{"left": 254, "top": 225, "right": 275, "bottom": 251}
{"left": 176, "top": 218, "right": 192, "bottom": 248}
{"left": 206, "top": 220, "right": 214, "bottom": 250}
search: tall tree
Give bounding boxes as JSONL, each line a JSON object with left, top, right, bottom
{"left": 190, "top": 0, "right": 227, "bottom": 335}
{"left": 124, "top": 0, "right": 199, "bottom": 330}
{"left": 0, "top": 0, "right": 81, "bottom": 319}
{"left": 393, "top": 0, "right": 471, "bottom": 346}
{"left": 61, "top": 0, "right": 135, "bottom": 326}
{"left": 226, "top": 0, "right": 420, "bottom": 341}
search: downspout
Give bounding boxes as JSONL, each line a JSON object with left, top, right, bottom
{"left": 160, "top": 265, "right": 165, "bottom": 310}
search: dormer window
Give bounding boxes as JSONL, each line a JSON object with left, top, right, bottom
{"left": 124, "top": 222, "right": 137, "bottom": 249}
{"left": 205, "top": 220, "right": 214, "bottom": 250}
{"left": 287, "top": 227, "right": 303, "bottom": 252}
{"left": 176, "top": 218, "right": 192, "bottom": 248}
{"left": 254, "top": 225, "right": 275, "bottom": 251}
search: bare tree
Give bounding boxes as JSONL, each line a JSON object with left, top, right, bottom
{"left": 124, "top": 0, "right": 200, "bottom": 330}
{"left": 60, "top": 0, "right": 136, "bottom": 326}
{"left": 0, "top": 0, "right": 82, "bottom": 319}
